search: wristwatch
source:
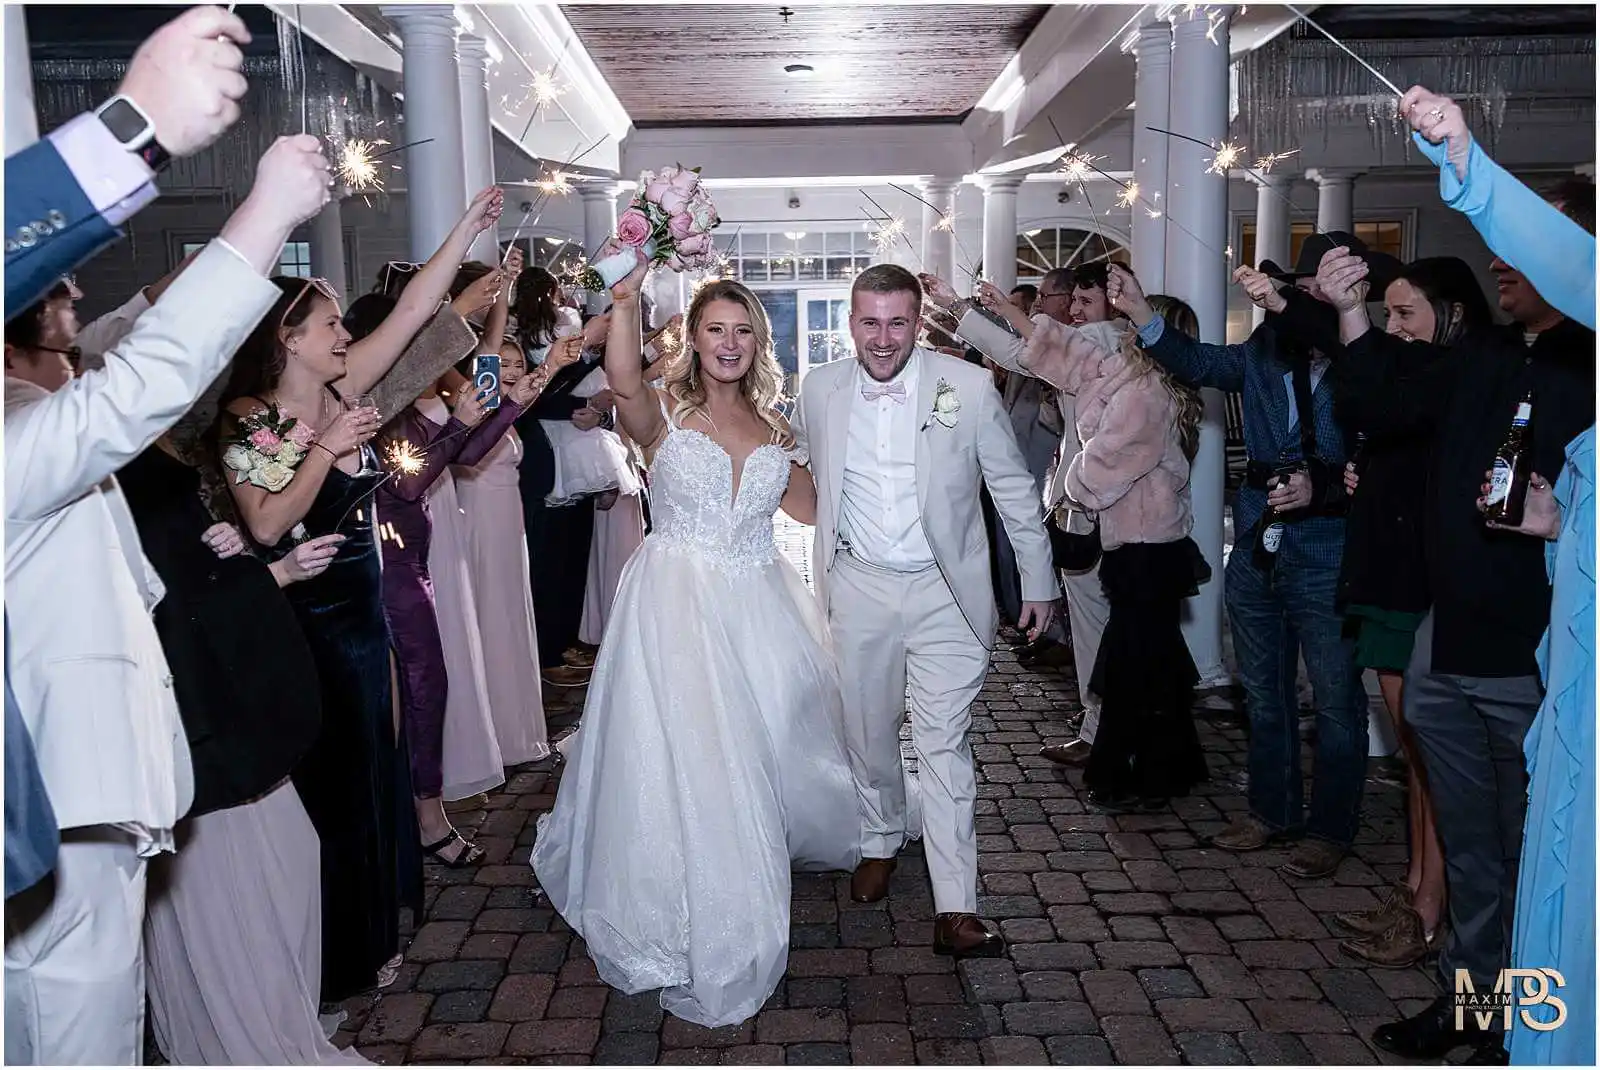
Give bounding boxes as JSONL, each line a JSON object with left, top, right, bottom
{"left": 94, "top": 95, "right": 171, "bottom": 172}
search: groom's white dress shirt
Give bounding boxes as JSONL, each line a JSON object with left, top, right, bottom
{"left": 837, "top": 351, "right": 936, "bottom": 572}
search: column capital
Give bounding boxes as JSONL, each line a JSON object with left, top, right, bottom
{"left": 1245, "top": 170, "right": 1295, "bottom": 190}
{"left": 976, "top": 173, "right": 1025, "bottom": 196}
{"left": 1305, "top": 168, "right": 1365, "bottom": 186}
{"left": 1123, "top": 17, "right": 1173, "bottom": 60}
{"left": 578, "top": 180, "right": 622, "bottom": 203}
{"left": 379, "top": 5, "right": 462, "bottom": 36}
{"left": 457, "top": 33, "right": 497, "bottom": 72}
{"left": 1168, "top": 4, "right": 1234, "bottom": 41}
{"left": 918, "top": 177, "right": 962, "bottom": 199}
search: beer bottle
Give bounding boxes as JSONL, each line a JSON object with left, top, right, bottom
{"left": 1484, "top": 391, "right": 1534, "bottom": 527}
{"left": 1253, "top": 476, "right": 1288, "bottom": 571}
{"left": 1350, "top": 432, "right": 1370, "bottom": 476}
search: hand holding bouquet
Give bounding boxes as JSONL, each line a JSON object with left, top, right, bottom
{"left": 582, "top": 164, "right": 721, "bottom": 290}
{"left": 222, "top": 403, "right": 317, "bottom": 492}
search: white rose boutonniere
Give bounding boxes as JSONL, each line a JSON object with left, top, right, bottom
{"left": 930, "top": 378, "right": 961, "bottom": 429}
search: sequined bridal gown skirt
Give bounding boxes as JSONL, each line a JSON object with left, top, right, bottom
{"left": 529, "top": 525, "right": 861, "bottom": 1028}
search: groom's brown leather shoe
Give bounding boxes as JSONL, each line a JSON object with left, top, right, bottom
{"left": 1040, "top": 739, "right": 1092, "bottom": 767}
{"left": 932, "top": 913, "right": 1005, "bottom": 958}
{"left": 850, "top": 857, "right": 896, "bottom": 903}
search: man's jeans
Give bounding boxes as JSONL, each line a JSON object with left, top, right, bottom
{"left": 1225, "top": 549, "right": 1368, "bottom": 846}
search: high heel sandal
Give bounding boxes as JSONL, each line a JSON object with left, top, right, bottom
{"left": 422, "top": 829, "right": 486, "bottom": 869}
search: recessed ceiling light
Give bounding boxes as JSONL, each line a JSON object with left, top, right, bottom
{"left": 784, "top": 231, "right": 807, "bottom": 240}
{"left": 784, "top": 63, "right": 815, "bottom": 78}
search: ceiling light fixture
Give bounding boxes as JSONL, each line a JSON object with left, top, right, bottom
{"left": 784, "top": 63, "right": 815, "bottom": 78}
{"left": 784, "top": 231, "right": 807, "bottom": 240}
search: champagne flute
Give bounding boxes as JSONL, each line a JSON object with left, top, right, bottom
{"left": 345, "top": 392, "right": 380, "bottom": 476}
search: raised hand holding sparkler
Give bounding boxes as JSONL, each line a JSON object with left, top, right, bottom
{"left": 1398, "top": 86, "right": 1474, "bottom": 181}
{"left": 1232, "top": 264, "right": 1287, "bottom": 314}
{"left": 1104, "top": 263, "right": 1156, "bottom": 327}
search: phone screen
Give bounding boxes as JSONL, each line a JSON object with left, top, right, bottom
{"left": 474, "top": 354, "right": 501, "bottom": 410}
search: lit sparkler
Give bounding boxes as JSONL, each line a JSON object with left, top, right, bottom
{"left": 1253, "top": 148, "right": 1301, "bottom": 174}
{"left": 386, "top": 439, "right": 425, "bottom": 476}
{"left": 535, "top": 169, "right": 574, "bottom": 196}
{"left": 1205, "top": 141, "right": 1245, "bottom": 176}
{"left": 1058, "top": 151, "right": 1105, "bottom": 187}
{"left": 935, "top": 211, "right": 958, "bottom": 233}
{"left": 529, "top": 68, "right": 566, "bottom": 107}
{"left": 870, "top": 215, "right": 908, "bottom": 256}
{"left": 1115, "top": 181, "right": 1141, "bottom": 210}
{"left": 335, "top": 138, "right": 389, "bottom": 194}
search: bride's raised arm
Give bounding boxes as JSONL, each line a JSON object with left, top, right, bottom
{"left": 605, "top": 253, "right": 670, "bottom": 456}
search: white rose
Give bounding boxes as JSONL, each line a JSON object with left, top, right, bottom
{"left": 935, "top": 389, "right": 960, "bottom": 414}
{"left": 251, "top": 460, "right": 295, "bottom": 493}
{"left": 276, "top": 441, "right": 304, "bottom": 466}
{"left": 223, "top": 443, "right": 254, "bottom": 471}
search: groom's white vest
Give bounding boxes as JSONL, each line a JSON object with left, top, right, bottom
{"left": 794, "top": 347, "right": 1057, "bottom": 647}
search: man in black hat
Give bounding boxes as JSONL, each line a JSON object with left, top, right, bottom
{"left": 1103, "top": 232, "right": 1398, "bottom": 880}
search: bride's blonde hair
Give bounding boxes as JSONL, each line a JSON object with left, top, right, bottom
{"left": 664, "top": 279, "right": 792, "bottom": 447}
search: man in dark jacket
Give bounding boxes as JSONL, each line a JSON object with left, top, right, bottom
{"left": 1318, "top": 188, "right": 1596, "bottom": 1062}
{"left": 1105, "top": 236, "right": 1392, "bottom": 882}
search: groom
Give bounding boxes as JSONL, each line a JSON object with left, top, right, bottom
{"left": 794, "top": 265, "right": 1059, "bottom": 957}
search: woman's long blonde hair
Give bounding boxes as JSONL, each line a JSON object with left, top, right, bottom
{"left": 662, "top": 279, "right": 792, "bottom": 447}
{"left": 1129, "top": 294, "right": 1204, "bottom": 462}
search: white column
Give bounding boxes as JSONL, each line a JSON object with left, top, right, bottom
{"left": 1129, "top": 19, "right": 1172, "bottom": 293}
{"left": 978, "top": 175, "right": 1024, "bottom": 292}
{"left": 1249, "top": 172, "right": 1293, "bottom": 327}
{"left": 4, "top": 6, "right": 38, "bottom": 155}
{"left": 457, "top": 33, "right": 499, "bottom": 265}
{"left": 919, "top": 178, "right": 960, "bottom": 283}
{"left": 1307, "top": 168, "right": 1361, "bottom": 235}
{"left": 382, "top": 5, "right": 467, "bottom": 262}
{"left": 309, "top": 199, "right": 348, "bottom": 307}
{"left": 580, "top": 182, "right": 620, "bottom": 311}
{"left": 1165, "top": 4, "right": 1233, "bottom": 688}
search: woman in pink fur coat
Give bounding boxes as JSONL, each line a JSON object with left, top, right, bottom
{"left": 1011, "top": 295, "right": 1212, "bottom": 813}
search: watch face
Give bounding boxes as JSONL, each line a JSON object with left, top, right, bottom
{"left": 98, "top": 98, "right": 152, "bottom": 148}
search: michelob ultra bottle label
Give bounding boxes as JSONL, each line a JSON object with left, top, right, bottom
{"left": 1487, "top": 459, "right": 1514, "bottom": 506}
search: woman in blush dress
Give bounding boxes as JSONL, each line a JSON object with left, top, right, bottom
{"left": 531, "top": 261, "right": 859, "bottom": 1029}
{"left": 454, "top": 308, "right": 563, "bottom": 767}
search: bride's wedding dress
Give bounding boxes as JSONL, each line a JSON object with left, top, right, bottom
{"left": 530, "top": 418, "right": 861, "bottom": 1028}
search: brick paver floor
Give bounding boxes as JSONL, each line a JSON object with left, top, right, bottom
{"left": 325, "top": 518, "right": 1442, "bottom": 1065}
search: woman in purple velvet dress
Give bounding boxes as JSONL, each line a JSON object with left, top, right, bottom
{"left": 376, "top": 316, "right": 584, "bottom": 865}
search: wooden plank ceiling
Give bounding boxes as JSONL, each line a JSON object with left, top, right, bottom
{"left": 559, "top": 4, "right": 1049, "bottom": 126}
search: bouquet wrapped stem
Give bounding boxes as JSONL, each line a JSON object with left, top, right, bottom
{"left": 579, "top": 164, "right": 721, "bottom": 291}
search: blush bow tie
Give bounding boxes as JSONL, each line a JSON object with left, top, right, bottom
{"left": 861, "top": 381, "right": 907, "bottom": 403}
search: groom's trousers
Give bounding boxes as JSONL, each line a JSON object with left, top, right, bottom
{"left": 829, "top": 549, "right": 989, "bottom": 915}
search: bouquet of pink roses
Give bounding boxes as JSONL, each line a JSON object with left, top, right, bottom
{"left": 222, "top": 403, "right": 317, "bottom": 492}
{"left": 581, "top": 164, "right": 721, "bottom": 290}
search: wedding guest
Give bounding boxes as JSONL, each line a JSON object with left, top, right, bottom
{"left": 453, "top": 306, "right": 563, "bottom": 767}
{"left": 119, "top": 436, "right": 362, "bottom": 1065}
{"left": 376, "top": 344, "right": 553, "bottom": 864}
{"left": 1400, "top": 83, "right": 1595, "bottom": 1067}
{"left": 1014, "top": 303, "right": 1211, "bottom": 810}
{"left": 218, "top": 186, "right": 504, "bottom": 1001}
{"left": 1330, "top": 256, "right": 1492, "bottom": 968}
{"left": 4, "top": 135, "right": 328, "bottom": 1065}
{"left": 511, "top": 269, "right": 605, "bottom": 687}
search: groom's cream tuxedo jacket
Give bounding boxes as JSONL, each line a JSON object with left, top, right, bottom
{"left": 794, "top": 347, "right": 1057, "bottom": 648}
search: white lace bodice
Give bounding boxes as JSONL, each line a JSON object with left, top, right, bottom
{"left": 649, "top": 428, "right": 795, "bottom": 576}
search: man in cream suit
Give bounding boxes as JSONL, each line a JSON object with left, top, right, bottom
{"left": 3, "top": 135, "right": 330, "bottom": 1065}
{"left": 794, "top": 265, "right": 1057, "bottom": 958}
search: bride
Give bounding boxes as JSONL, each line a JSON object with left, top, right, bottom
{"left": 529, "top": 256, "right": 861, "bottom": 1028}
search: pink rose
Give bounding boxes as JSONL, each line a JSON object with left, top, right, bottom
{"left": 643, "top": 172, "right": 670, "bottom": 203}
{"left": 669, "top": 212, "right": 696, "bottom": 241}
{"left": 285, "top": 423, "right": 316, "bottom": 447}
{"left": 669, "top": 168, "right": 700, "bottom": 195}
{"left": 659, "top": 188, "right": 690, "bottom": 215}
{"left": 615, "top": 207, "right": 653, "bottom": 248}
{"left": 675, "top": 232, "right": 712, "bottom": 257}
{"left": 250, "top": 428, "right": 283, "bottom": 452}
